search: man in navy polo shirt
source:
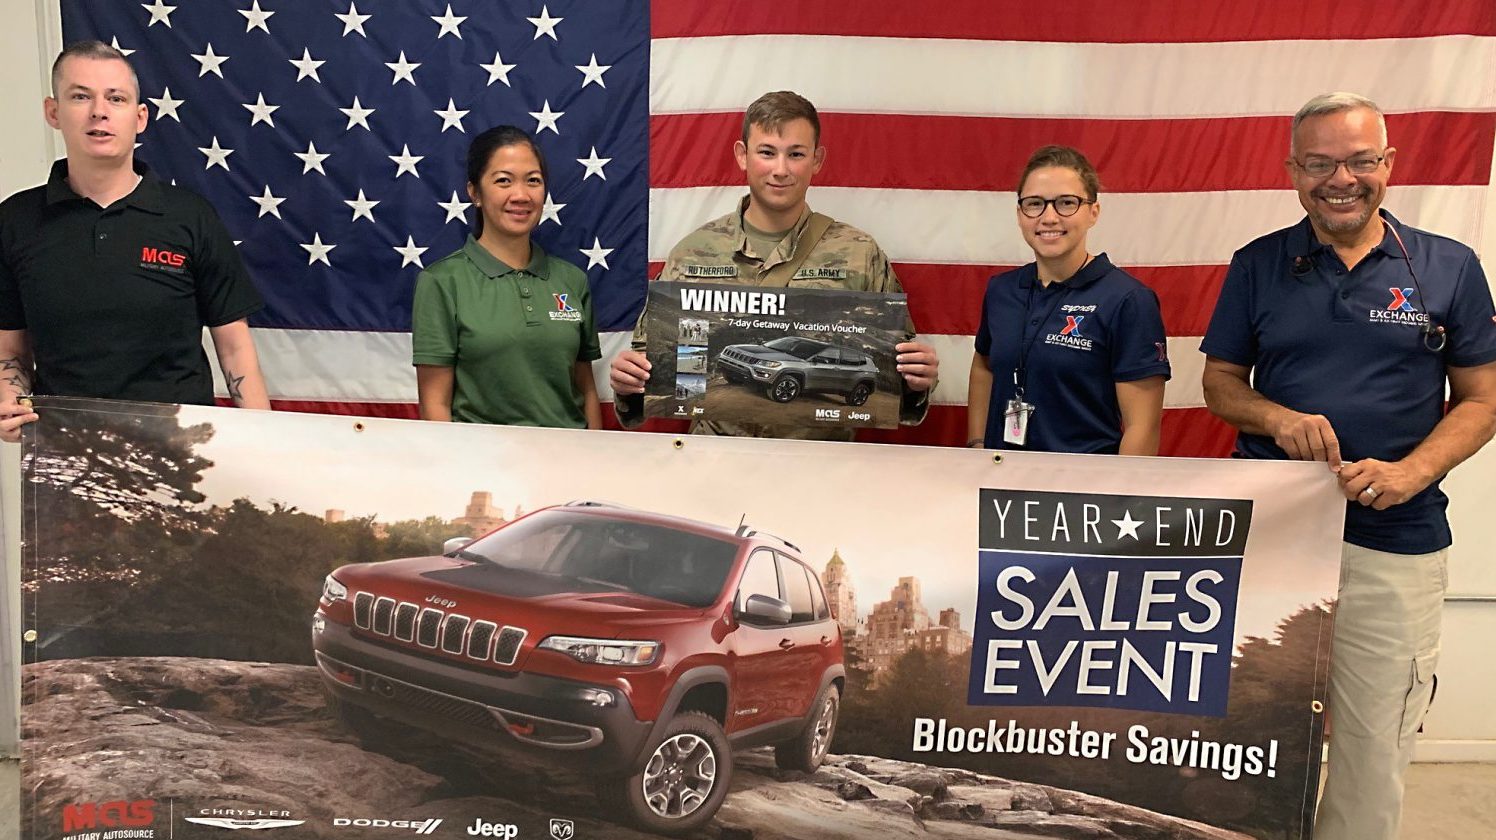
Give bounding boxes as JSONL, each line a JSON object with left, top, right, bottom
{"left": 1201, "top": 92, "right": 1496, "bottom": 840}
{"left": 0, "top": 41, "right": 270, "bottom": 443}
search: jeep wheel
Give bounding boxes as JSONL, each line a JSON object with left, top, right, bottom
{"left": 846, "top": 382, "right": 873, "bottom": 406}
{"left": 775, "top": 684, "right": 839, "bottom": 772}
{"left": 767, "top": 375, "right": 801, "bottom": 403}
{"left": 601, "top": 711, "right": 732, "bottom": 835}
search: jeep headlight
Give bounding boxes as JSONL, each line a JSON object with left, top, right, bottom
{"left": 322, "top": 574, "right": 348, "bottom": 602}
{"left": 757, "top": 360, "right": 782, "bottom": 368}
{"left": 539, "top": 636, "right": 660, "bottom": 666}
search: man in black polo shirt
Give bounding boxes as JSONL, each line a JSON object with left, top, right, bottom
{"left": 0, "top": 41, "right": 269, "bottom": 442}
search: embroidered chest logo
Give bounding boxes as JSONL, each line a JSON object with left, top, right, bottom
{"left": 1045, "top": 313, "right": 1094, "bottom": 351}
{"left": 1368, "top": 286, "right": 1428, "bottom": 326}
{"left": 139, "top": 246, "right": 188, "bottom": 274}
{"left": 549, "top": 292, "right": 582, "bottom": 322}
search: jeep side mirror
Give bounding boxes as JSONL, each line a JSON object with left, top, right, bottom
{"left": 738, "top": 594, "right": 792, "bottom": 625}
{"left": 442, "top": 536, "right": 474, "bottom": 555}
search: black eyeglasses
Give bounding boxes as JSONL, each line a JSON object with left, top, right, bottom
{"left": 1292, "top": 153, "right": 1386, "bottom": 179}
{"left": 1017, "top": 195, "right": 1094, "bottom": 218}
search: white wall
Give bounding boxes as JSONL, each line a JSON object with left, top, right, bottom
{"left": 0, "top": 1, "right": 1493, "bottom": 761}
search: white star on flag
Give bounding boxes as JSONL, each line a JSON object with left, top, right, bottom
{"left": 390, "top": 145, "right": 424, "bottom": 178}
{"left": 148, "top": 87, "right": 184, "bottom": 122}
{"left": 335, "top": 2, "right": 371, "bottom": 37}
{"left": 386, "top": 52, "right": 420, "bottom": 86}
{"left": 431, "top": 4, "right": 466, "bottom": 39}
{"left": 579, "top": 238, "right": 613, "bottom": 270}
{"left": 198, "top": 137, "right": 234, "bottom": 171}
{"left": 239, "top": 1, "right": 274, "bottom": 33}
{"left": 577, "top": 147, "right": 611, "bottom": 180}
{"left": 249, "top": 185, "right": 286, "bottom": 219}
{"left": 529, "top": 101, "right": 563, "bottom": 135}
{"left": 191, "top": 44, "right": 230, "bottom": 78}
{"left": 437, "top": 191, "right": 470, "bottom": 224}
{"left": 295, "top": 141, "right": 331, "bottom": 175}
{"left": 301, "top": 233, "right": 336, "bottom": 267}
{"left": 340, "top": 96, "right": 375, "bottom": 131}
{"left": 1112, "top": 510, "right": 1144, "bottom": 541}
{"left": 480, "top": 52, "right": 516, "bottom": 87}
{"left": 540, "top": 195, "right": 565, "bottom": 226}
{"left": 242, "top": 93, "right": 279, "bottom": 127}
{"left": 142, "top": 0, "right": 176, "bottom": 28}
{"left": 528, "top": 5, "right": 562, "bottom": 41}
{"left": 575, "top": 54, "right": 610, "bottom": 89}
{"left": 344, "top": 189, "right": 379, "bottom": 222}
{"left": 110, "top": 37, "right": 136, "bottom": 57}
{"left": 434, "top": 99, "right": 469, "bottom": 133}
{"left": 288, "top": 48, "right": 325, "bottom": 83}
{"left": 394, "top": 236, "right": 428, "bottom": 268}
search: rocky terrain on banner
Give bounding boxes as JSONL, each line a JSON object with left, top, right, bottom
{"left": 22, "top": 658, "right": 1251, "bottom": 840}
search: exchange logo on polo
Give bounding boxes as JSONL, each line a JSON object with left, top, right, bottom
{"left": 969, "top": 489, "right": 1252, "bottom": 716}
{"left": 1369, "top": 286, "right": 1429, "bottom": 326}
{"left": 550, "top": 293, "right": 582, "bottom": 322}
{"left": 1046, "top": 305, "right": 1096, "bottom": 351}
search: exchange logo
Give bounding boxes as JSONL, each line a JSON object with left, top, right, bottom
{"left": 1059, "top": 315, "right": 1085, "bottom": 337}
{"left": 553, "top": 293, "right": 577, "bottom": 313}
{"left": 549, "top": 293, "right": 582, "bottom": 322}
{"left": 1387, "top": 287, "right": 1416, "bottom": 312}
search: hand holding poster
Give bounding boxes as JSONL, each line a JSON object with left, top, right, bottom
{"left": 643, "top": 282, "right": 909, "bottom": 428}
{"left": 18, "top": 398, "right": 1343, "bottom": 839}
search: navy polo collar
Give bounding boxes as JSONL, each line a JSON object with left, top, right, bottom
{"left": 1285, "top": 210, "right": 1407, "bottom": 262}
{"left": 44, "top": 158, "right": 164, "bottom": 214}
{"left": 1017, "top": 252, "right": 1115, "bottom": 291}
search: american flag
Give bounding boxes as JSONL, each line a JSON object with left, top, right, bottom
{"left": 62, "top": 1, "right": 1496, "bottom": 455}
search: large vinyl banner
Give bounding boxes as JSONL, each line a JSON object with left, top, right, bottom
{"left": 19, "top": 398, "right": 1343, "bottom": 840}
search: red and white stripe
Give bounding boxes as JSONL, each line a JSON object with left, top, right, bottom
{"left": 240, "top": 2, "right": 1496, "bottom": 456}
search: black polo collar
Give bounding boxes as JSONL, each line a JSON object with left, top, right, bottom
{"left": 44, "top": 158, "right": 164, "bottom": 214}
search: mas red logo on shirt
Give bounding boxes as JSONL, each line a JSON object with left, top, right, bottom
{"left": 140, "top": 246, "right": 188, "bottom": 272}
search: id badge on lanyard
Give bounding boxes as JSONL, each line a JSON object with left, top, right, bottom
{"left": 1003, "top": 393, "right": 1035, "bottom": 445}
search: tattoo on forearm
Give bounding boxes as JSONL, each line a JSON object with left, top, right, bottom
{"left": 1, "top": 356, "right": 32, "bottom": 393}
{"left": 225, "top": 370, "right": 245, "bottom": 402}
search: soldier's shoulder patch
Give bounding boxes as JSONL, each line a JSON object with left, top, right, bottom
{"left": 792, "top": 267, "right": 848, "bottom": 280}
{"left": 680, "top": 264, "right": 739, "bottom": 278}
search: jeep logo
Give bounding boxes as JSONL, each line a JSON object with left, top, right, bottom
{"left": 814, "top": 408, "right": 841, "bottom": 420}
{"left": 425, "top": 595, "right": 457, "bottom": 608}
{"left": 467, "top": 819, "right": 519, "bottom": 838}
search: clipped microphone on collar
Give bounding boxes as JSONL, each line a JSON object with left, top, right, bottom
{"left": 1291, "top": 254, "right": 1314, "bottom": 277}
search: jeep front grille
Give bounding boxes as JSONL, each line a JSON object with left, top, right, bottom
{"left": 495, "top": 627, "right": 526, "bottom": 666}
{"left": 352, "top": 591, "right": 527, "bottom": 667}
{"left": 441, "top": 615, "right": 470, "bottom": 654}
{"left": 394, "top": 603, "right": 418, "bottom": 642}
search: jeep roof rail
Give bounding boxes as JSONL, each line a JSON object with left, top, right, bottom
{"left": 564, "top": 499, "right": 633, "bottom": 510}
{"left": 734, "top": 526, "right": 801, "bottom": 553}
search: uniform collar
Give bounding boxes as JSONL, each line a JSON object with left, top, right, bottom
{"left": 1285, "top": 210, "right": 1404, "bottom": 261}
{"left": 44, "top": 158, "right": 164, "bottom": 213}
{"left": 731, "top": 195, "right": 814, "bottom": 263}
{"left": 462, "top": 235, "right": 551, "bottom": 279}
{"left": 1017, "top": 252, "right": 1115, "bottom": 291}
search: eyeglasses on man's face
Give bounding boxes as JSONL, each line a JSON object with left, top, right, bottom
{"left": 1292, "top": 153, "right": 1386, "bottom": 179}
{"left": 1017, "top": 195, "right": 1094, "bottom": 218}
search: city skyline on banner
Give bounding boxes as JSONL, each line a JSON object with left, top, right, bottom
{"left": 55, "top": 2, "right": 1496, "bottom": 456}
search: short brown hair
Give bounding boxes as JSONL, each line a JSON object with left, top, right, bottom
{"left": 52, "top": 40, "right": 139, "bottom": 101}
{"left": 1017, "top": 145, "right": 1102, "bottom": 201}
{"left": 741, "top": 91, "right": 821, "bottom": 146}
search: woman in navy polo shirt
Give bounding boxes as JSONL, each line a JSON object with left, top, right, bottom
{"left": 412, "top": 126, "right": 602, "bottom": 429}
{"left": 967, "top": 145, "right": 1170, "bottom": 454}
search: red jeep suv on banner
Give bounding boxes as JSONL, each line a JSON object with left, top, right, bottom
{"left": 312, "top": 502, "right": 845, "bottom": 835}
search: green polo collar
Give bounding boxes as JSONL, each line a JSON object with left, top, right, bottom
{"left": 461, "top": 235, "right": 552, "bottom": 280}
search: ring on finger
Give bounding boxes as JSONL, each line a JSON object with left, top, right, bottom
{"left": 1361, "top": 486, "right": 1380, "bottom": 500}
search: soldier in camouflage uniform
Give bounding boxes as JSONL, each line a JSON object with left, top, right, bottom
{"left": 610, "top": 91, "right": 938, "bottom": 439}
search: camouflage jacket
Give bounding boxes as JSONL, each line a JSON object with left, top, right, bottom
{"left": 619, "top": 197, "right": 929, "bottom": 438}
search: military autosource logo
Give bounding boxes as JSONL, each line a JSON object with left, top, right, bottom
{"left": 548, "top": 818, "right": 576, "bottom": 840}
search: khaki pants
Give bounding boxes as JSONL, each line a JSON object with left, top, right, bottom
{"left": 1315, "top": 543, "right": 1446, "bottom": 840}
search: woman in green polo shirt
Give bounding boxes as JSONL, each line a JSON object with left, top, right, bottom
{"left": 412, "top": 126, "right": 602, "bottom": 429}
